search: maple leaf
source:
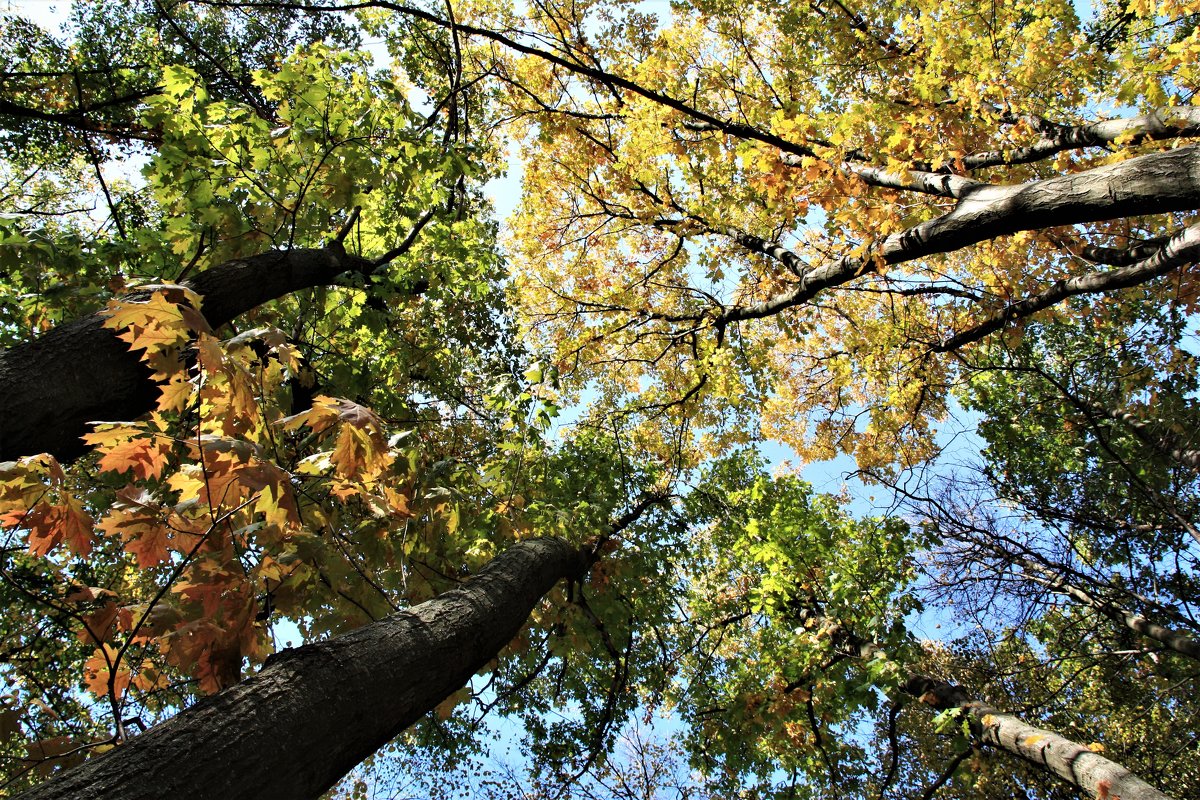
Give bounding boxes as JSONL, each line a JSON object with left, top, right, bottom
{"left": 100, "top": 438, "right": 173, "bottom": 481}
{"left": 158, "top": 376, "right": 195, "bottom": 413}
{"left": 280, "top": 395, "right": 382, "bottom": 434}
{"left": 64, "top": 584, "right": 117, "bottom": 603}
{"left": 237, "top": 464, "right": 301, "bottom": 529}
{"left": 174, "top": 565, "right": 249, "bottom": 618}
{"left": 330, "top": 425, "right": 372, "bottom": 478}
{"left": 381, "top": 486, "right": 413, "bottom": 519}
{"left": 131, "top": 659, "right": 170, "bottom": 692}
{"left": 83, "top": 426, "right": 174, "bottom": 481}
{"left": 0, "top": 454, "right": 65, "bottom": 496}
{"left": 122, "top": 522, "right": 174, "bottom": 568}
{"left": 159, "top": 619, "right": 249, "bottom": 694}
{"left": 104, "top": 293, "right": 191, "bottom": 353}
{"left": 59, "top": 496, "right": 95, "bottom": 556}
{"left": 78, "top": 601, "right": 120, "bottom": 645}
{"left": 283, "top": 395, "right": 402, "bottom": 498}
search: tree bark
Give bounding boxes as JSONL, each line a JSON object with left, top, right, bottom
{"left": 17, "top": 537, "right": 586, "bottom": 800}
{"left": 1021, "top": 559, "right": 1200, "bottom": 662}
{"left": 904, "top": 676, "right": 1175, "bottom": 800}
{"left": 0, "top": 246, "right": 373, "bottom": 461}
{"left": 817, "top": 618, "right": 1176, "bottom": 799}
{"left": 724, "top": 145, "right": 1200, "bottom": 325}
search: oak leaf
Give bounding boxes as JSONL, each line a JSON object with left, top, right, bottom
{"left": 1, "top": 499, "right": 94, "bottom": 557}
{"left": 82, "top": 644, "right": 131, "bottom": 701}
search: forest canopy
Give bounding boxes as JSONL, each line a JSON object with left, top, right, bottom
{"left": 0, "top": 0, "right": 1198, "bottom": 798}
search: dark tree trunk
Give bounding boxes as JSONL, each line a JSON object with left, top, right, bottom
{"left": 18, "top": 537, "right": 586, "bottom": 800}
{"left": 0, "top": 246, "right": 373, "bottom": 461}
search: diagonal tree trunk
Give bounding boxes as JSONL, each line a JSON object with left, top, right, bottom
{"left": 1020, "top": 558, "right": 1200, "bottom": 662}
{"left": 17, "top": 537, "right": 586, "bottom": 800}
{"left": 820, "top": 619, "right": 1176, "bottom": 800}
{"left": 0, "top": 246, "right": 375, "bottom": 461}
{"left": 904, "top": 676, "right": 1174, "bottom": 800}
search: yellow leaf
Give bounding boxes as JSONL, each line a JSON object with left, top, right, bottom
{"left": 158, "top": 377, "right": 194, "bottom": 412}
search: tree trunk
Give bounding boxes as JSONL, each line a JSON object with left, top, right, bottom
{"left": 1021, "top": 559, "right": 1200, "bottom": 662}
{"left": 904, "top": 676, "right": 1175, "bottom": 800}
{"left": 18, "top": 537, "right": 586, "bottom": 800}
{"left": 821, "top": 619, "right": 1176, "bottom": 799}
{"left": 0, "top": 246, "right": 373, "bottom": 461}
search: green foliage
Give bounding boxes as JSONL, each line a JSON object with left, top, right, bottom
{"left": 3, "top": 1, "right": 1200, "bottom": 798}
{"left": 660, "top": 453, "right": 926, "bottom": 796}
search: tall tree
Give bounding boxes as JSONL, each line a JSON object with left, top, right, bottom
{"left": 2, "top": 0, "right": 1199, "bottom": 798}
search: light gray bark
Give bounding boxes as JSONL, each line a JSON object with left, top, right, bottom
{"left": 972, "top": 703, "right": 1171, "bottom": 800}
{"left": 17, "top": 538, "right": 585, "bottom": 800}
{"left": 823, "top": 621, "right": 1177, "bottom": 800}
{"left": 959, "top": 106, "right": 1200, "bottom": 169}
{"left": 1022, "top": 559, "right": 1200, "bottom": 662}
{"left": 724, "top": 146, "right": 1200, "bottom": 325}
{"left": 901, "top": 675, "right": 1176, "bottom": 800}
{"left": 934, "top": 222, "right": 1200, "bottom": 351}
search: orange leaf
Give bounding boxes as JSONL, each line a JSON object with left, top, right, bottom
{"left": 2, "top": 501, "right": 94, "bottom": 558}
{"left": 82, "top": 645, "right": 131, "bottom": 701}
{"left": 98, "top": 488, "right": 174, "bottom": 567}
{"left": 78, "top": 602, "right": 120, "bottom": 645}
{"left": 64, "top": 584, "right": 117, "bottom": 603}
{"left": 95, "top": 436, "right": 173, "bottom": 480}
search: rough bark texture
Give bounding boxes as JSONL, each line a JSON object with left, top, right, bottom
{"left": 935, "top": 222, "right": 1200, "bottom": 351}
{"left": 0, "top": 246, "right": 372, "bottom": 461}
{"left": 904, "top": 676, "right": 1175, "bottom": 800}
{"left": 971, "top": 705, "right": 1173, "bottom": 800}
{"left": 18, "top": 537, "right": 585, "bottom": 800}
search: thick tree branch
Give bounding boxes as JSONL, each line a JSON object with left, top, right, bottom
{"left": 1092, "top": 402, "right": 1200, "bottom": 473}
{"left": 0, "top": 247, "right": 374, "bottom": 461}
{"left": 17, "top": 538, "right": 587, "bottom": 800}
{"left": 1020, "top": 559, "right": 1200, "bottom": 662}
{"left": 1048, "top": 231, "right": 1173, "bottom": 266}
{"left": 903, "top": 675, "right": 1173, "bottom": 800}
{"left": 795, "top": 602, "right": 1176, "bottom": 800}
{"left": 934, "top": 221, "right": 1200, "bottom": 352}
{"left": 960, "top": 107, "right": 1200, "bottom": 170}
{"left": 722, "top": 147, "right": 1200, "bottom": 326}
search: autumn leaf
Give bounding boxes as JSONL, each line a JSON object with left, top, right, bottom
{"left": 279, "top": 395, "right": 383, "bottom": 434}
{"left": 82, "top": 644, "right": 131, "bottom": 701}
{"left": 96, "top": 436, "right": 174, "bottom": 481}
{"left": 281, "top": 395, "right": 393, "bottom": 480}
{"left": 131, "top": 660, "right": 170, "bottom": 693}
{"left": 97, "top": 487, "right": 175, "bottom": 567}
{"left": 64, "top": 584, "right": 117, "bottom": 604}
{"left": 103, "top": 291, "right": 195, "bottom": 355}
{"left": 78, "top": 602, "right": 120, "bottom": 645}
{"left": 1, "top": 500, "right": 95, "bottom": 557}
{"left": 158, "top": 376, "right": 195, "bottom": 413}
